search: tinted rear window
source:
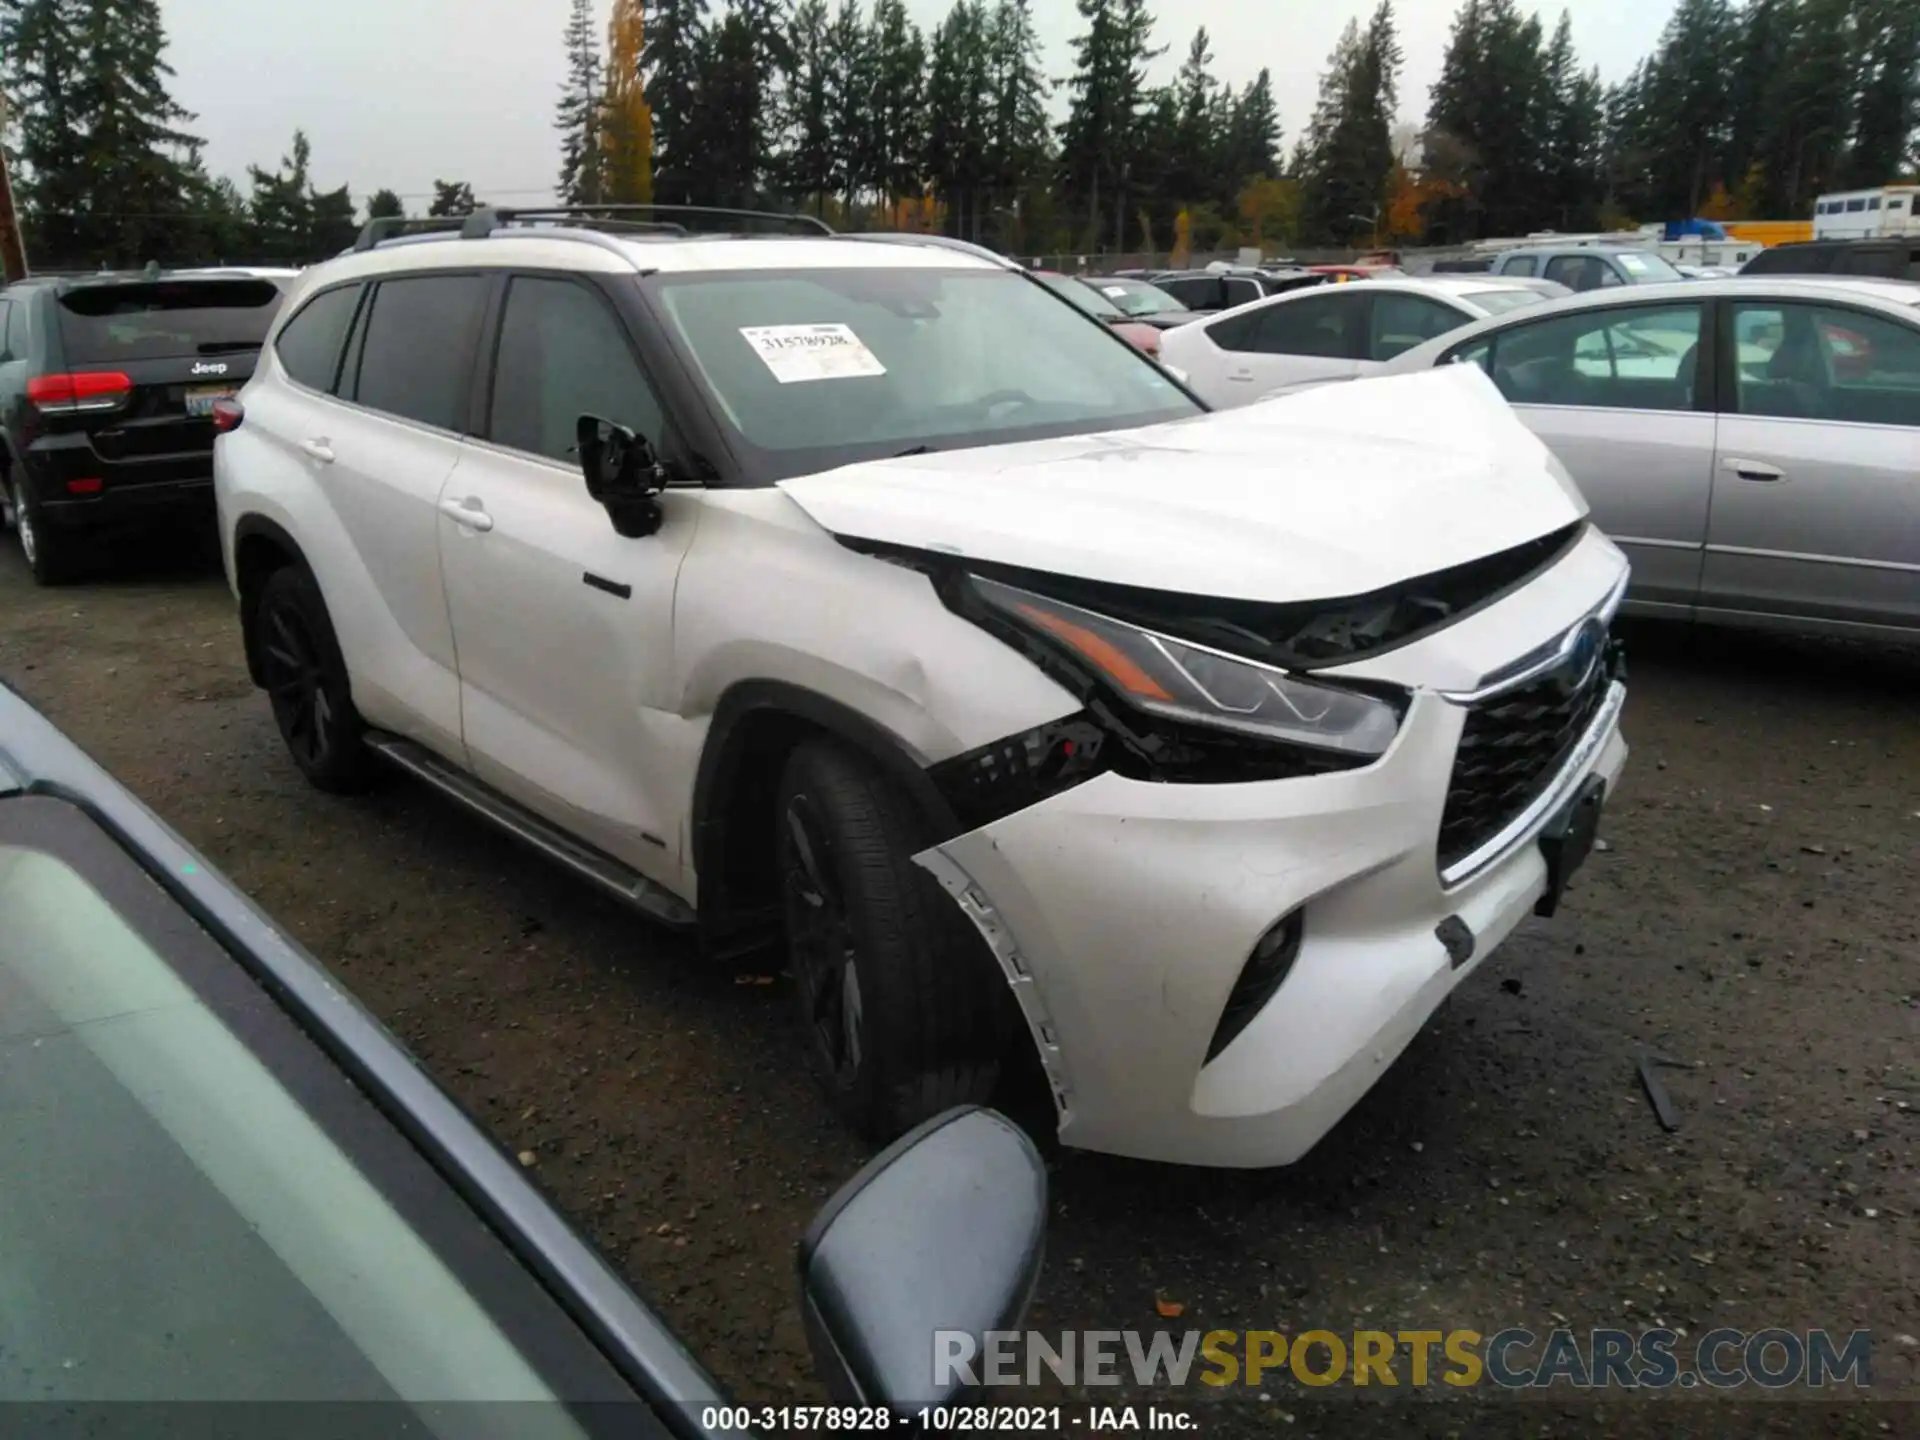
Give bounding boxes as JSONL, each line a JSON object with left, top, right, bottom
{"left": 349, "top": 275, "right": 487, "bottom": 431}
{"left": 55, "top": 281, "right": 282, "bottom": 363}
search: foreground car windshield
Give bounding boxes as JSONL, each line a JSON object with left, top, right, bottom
{"left": 652, "top": 267, "right": 1197, "bottom": 477}
{"left": 1089, "top": 279, "right": 1188, "bottom": 317}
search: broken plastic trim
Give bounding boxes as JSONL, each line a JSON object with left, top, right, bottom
{"left": 845, "top": 520, "right": 1586, "bottom": 673}
{"left": 926, "top": 714, "right": 1113, "bottom": 835}
{"left": 913, "top": 848, "right": 1073, "bottom": 1127}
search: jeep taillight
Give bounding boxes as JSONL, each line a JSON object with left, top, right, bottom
{"left": 28, "top": 371, "right": 134, "bottom": 414}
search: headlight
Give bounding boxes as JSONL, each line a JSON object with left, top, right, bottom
{"left": 971, "top": 576, "right": 1403, "bottom": 760}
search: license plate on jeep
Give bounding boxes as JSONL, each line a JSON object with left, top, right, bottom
{"left": 185, "top": 384, "right": 238, "bottom": 417}
{"left": 1534, "top": 776, "right": 1605, "bottom": 918}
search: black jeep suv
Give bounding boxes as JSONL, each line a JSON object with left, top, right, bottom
{"left": 0, "top": 272, "right": 285, "bottom": 583}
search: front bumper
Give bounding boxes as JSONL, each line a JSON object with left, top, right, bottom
{"left": 916, "top": 528, "right": 1631, "bottom": 1170}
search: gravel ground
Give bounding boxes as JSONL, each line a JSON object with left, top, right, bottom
{"left": 0, "top": 540, "right": 1913, "bottom": 1437}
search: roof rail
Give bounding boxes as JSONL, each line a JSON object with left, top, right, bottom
{"left": 353, "top": 216, "right": 467, "bottom": 252}
{"left": 459, "top": 204, "right": 834, "bottom": 239}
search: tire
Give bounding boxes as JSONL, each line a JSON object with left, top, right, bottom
{"left": 776, "top": 738, "right": 1010, "bottom": 1141}
{"left": 10, "top": 480, "right": 86, "bottom": 585}
{"left": 253, "top": 564, "right": 378, "bottom": 793}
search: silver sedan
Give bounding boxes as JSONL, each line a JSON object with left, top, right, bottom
{"left": 1378, "top": 277, "right": 1920, "bottom": 643}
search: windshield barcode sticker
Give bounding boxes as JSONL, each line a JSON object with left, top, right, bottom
{"left": 740, "top": 324, "right": 887, "bottom": 384}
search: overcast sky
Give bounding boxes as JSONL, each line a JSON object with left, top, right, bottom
{"left": 159, "top": 0, "right": 1676, "bottom": 206}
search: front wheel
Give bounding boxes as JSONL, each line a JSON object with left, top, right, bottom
{"left": 777, "top": 739, "right": 1009, "bottom": 1141}
{"left": 254, "top": 564, "right": 378, "bottom": 793}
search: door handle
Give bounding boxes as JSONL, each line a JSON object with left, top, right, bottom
{"left": 299, "top": 438, "right": 335, "bottom": 464}
{"left": 1722, "top": 457, "right": 1784, "bottom": 482}
{"left": 438, "top": 496, "right": 494, "bottom": 532}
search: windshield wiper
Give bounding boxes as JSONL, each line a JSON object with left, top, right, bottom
{"left": 890, "top": 444, "right": 937, "bottom": 458}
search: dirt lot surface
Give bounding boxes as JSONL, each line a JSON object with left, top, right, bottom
{"left": 1, "top": 541, "right": 1914, "bottom": 1438}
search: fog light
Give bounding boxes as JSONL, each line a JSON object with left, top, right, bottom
{"left": 1206, "top": 909, "right": 1305, "bottom": 1062}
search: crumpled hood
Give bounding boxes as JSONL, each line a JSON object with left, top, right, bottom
{"left": 778, "top": 365, "right": 1588, "bottom": 603}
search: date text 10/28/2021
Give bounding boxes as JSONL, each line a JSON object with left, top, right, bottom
{"left": 699, "top": 1407, "right": 1196, "bottom": 1432}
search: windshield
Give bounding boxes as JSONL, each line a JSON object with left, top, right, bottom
{"left": 1090, "top": 279, "right": 1187, "bottom": 317}
{"left": 0, "top": 798, "right": 635, "bottom": 1424}
{"left": 651, "top": 267, "right": 1198, "bottom": 478}
{"left": 56, "top": 280, "right": 283, "bottom": 362}
{"left": 1613, "top": 251, "right": 1685, "bottom": 282}
{"left": 1039, "top": 273, "right": 1125, "bottom": 320}
{"left": 1470, "top": 288, "right": 1554, "bottom": 315}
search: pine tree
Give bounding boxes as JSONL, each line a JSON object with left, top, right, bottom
{"left": 777, "top": 0, "right": 837, "bottom": 213}
{"left": 604, "top": 0, "right": 655, "bottom": 203}
{"left": 1058, "top": 0, "right": 1161, "bottom": 251}
{"left": 309, "top": 183, "right": 357, "bottom": 256}
{"left": 1424, "top": 0, "right": 1554, "bottom": 239}
{"left": 2, "top": 0, "right": 202, "bottom": 266}
{"left": 984, "top": 0, "right": 1052, "bottom": 244}
{"left": 925, "top": 0, "right": 992, "bottom": 236}
{"left": 863, "top": 0, "right": 928, "bottom": 213}
{"left": 1845, "top": 0, "right": 1920, "bottom": 186}
{"left": 825, "top": 0, "right": 872, "bottom": 211}
{"left": 557, "top": 0, "right": 607, "bottom": 205}
{"left": 427, "top": 179, "right": 479, "bottom": 216}
{"left": 366, "top": 189, "right": 405, "bottom": 221}
{"left": 1167, "top": 28, "right": 1221, "bottom": 212}
{"left": 644, "top": 0, "right": 711, "bottom": 204}
{"left": 693, "top": 0, "right": 791, "bottom": 206}
{"left": 1541, "top": 12, "right": 1604, "bottom": 229}
{"left": 1, "top": 0, "right": 93, "bottom": 264}
{"left": 248, "top": 132, "right": 316, "bottom": 264}
{"left": 1298, "top": 1, "right": 1400, "bottom": 245}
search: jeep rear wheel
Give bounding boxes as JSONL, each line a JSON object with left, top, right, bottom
{"left": 777, "top": 739, "right": 1009, "bottom": 1142}
{"left": 10, "top": 481, "right": 85, "bottom": 586}
{"left": 255, "top": 564, "right": 378, "bottom": 793}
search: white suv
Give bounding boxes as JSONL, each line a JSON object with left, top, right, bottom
{"left": 214, "top": 207, "right": 1629, "bottom": 1169}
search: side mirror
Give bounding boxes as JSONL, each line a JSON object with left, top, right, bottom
{"left": 797, "top": 1107, "right": 1046, "bottom": 1418}
{"left": 576, "top": 414, "right": 666, "bottom": 539}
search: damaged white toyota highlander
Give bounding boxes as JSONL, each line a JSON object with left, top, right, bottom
{"left": 214, "top": 207, "right": 1627, "bottom": 1169}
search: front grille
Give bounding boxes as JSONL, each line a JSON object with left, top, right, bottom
{"left": 1438, "top": 640, "right": 1617, "bottom": 874}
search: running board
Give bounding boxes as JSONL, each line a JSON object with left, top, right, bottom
{"left": 363, "top": 733, "right": 696, "bottom": 929}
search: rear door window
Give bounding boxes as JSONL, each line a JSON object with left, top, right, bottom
{"left": 1731, "top": 301, "right": 1920, "bottom": 426}
{"left": 53, "top": 280, "right": 283, "bottom": 364}
{"left": 1252, "top": 291, "right": 1367, "bottom": 359}
{"left": 1155, "top": 277, "right": 1218, "bottom": 310}
{"left": 1223, "top": 277, "right": 1262, "bottom": 307}
{"left": 1368, "top": 293, "right": 1468, "bottom": 360}
{"left": 1499, "top": 255, "right": 1538, "bottom": 277}
{"left": 348, "top": 275, "right": 488, "bottom": 432}
{"left": 274, "top": 285, "right": 363, "bottom": 394}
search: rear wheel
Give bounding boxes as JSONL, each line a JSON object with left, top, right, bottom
{"left": 254, "top": 564, "right": 378, "bottom": 793}
{"left": 10, "top": 480, "right": 86, "bottom": 586}
{"left": 777, "top": 739, "right": 1009, "bottom": 1141}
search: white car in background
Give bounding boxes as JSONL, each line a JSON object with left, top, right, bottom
{"left": 1160, "top": 277, "right": 1565, "bottom": 408}
{"left": 214, "top": 207, "right": 1628, "bottom": 1169}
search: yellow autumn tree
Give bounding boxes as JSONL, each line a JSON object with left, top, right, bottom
{"left": 1168, "top": 209, "right": 1193, "bottom": 269}
{"left": 603, "top": 0, "right": 654, "bottom": 206}
{"left": 1383, "top": 164, "right": 1463, "bottom": 244}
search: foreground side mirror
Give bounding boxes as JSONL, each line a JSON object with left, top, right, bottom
{"left": 798, "top": 1107, "right": 1046, "bottom": 1418}
{"left": 576, "top": 413, "right": 666, "bottom": 538}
